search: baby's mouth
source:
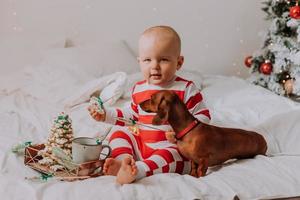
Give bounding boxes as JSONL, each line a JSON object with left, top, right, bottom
{"left": 150, "top": 74, "right": 162, "bottom": 77}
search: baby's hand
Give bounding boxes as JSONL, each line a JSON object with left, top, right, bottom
{"left": 88, "top": 97, "right": 106, "bottom": 122}
{"left": 88, "top": 104, "right": 106, "bottom": 121}
{"left": 165, "top": 131, "right": 177, "bottom": 144}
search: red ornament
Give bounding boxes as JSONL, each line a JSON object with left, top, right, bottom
{"left": 290, "top": 5, "right": 300, "bottom": 19}
{"left": 260, "top": 61, "right": 273, "bottom": 75}
{"left": 244, "top": 56, "right": 253, "bottom": 68}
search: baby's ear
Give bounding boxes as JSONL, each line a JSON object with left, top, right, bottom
{"left": 177, "top": 56, "right": 184, "bottom": 70}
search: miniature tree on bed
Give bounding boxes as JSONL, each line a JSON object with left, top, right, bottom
{"left": 245, "top": 0, "right": 300, "bottom": 101}
{"left": 38, "top": 112, "right": 74, "bottom": 171}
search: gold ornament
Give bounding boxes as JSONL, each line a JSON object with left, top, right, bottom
{"left": 128, "top": 125, "right": 139, "bottom": 135}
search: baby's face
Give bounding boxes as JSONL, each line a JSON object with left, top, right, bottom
{"left": 138, "top": 33, "right": 183, "bottom": 86}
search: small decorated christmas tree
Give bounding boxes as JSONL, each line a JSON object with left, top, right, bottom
{"left": 38, "top": 112, "right": 74, "bottom": 171}
{"left": 245, "top": 0, "right": 300, "bottom": 101}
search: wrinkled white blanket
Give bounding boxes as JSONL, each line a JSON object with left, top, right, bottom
{"left": 1, "top": 70, "right": 300, "bottom": 200}
{"left": 64, "top": 71, "right": 128, "bottom": 110}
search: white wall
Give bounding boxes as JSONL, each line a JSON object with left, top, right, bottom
{"left": 0, "top": 0, "right": 268, "bottom": 77}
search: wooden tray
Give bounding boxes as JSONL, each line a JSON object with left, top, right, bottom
{"left": 24, "top": 144, "right": 105, "bottom": 181}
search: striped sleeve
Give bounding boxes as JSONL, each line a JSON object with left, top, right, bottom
{"left": 104, "top": 85, "right": 139, "bottom": 126}
{"left": 184, "top": 81, "right": 211, "bottom": 123}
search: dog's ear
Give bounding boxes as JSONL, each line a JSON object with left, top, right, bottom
{"left": 152, "top": 98, "right": 169, "bottom": 125}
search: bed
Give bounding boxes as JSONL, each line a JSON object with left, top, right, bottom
{"left": 1, "top": 41, "right": 300, "bottom": 200}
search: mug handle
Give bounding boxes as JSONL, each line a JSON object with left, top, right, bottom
{"left": 100, "top": 144, "right": 112, "bottom": 160}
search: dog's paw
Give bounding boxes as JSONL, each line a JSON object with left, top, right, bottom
{"left": 165, "top": 131, "right": 177, "bottom": 143}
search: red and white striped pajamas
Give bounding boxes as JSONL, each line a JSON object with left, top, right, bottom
{"left": 105, "top": 76, "right": 211, "bottom": 180}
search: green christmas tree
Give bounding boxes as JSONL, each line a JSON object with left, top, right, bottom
{"left": 38, "top": 112, "right": 74, "bottom": 171}
{"left": 246, "top": 0, "right": 300, "bottom": 101}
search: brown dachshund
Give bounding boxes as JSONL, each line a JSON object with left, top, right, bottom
{"left": 139, "top": 90, "right": 267, "bottom": 177}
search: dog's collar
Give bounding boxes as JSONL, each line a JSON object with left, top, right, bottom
{"left": 176, "top": 119, "right": 199, "bottom": 139}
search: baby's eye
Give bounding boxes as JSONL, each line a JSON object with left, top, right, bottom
{"left": 143, "top": 59, "right": 151, "bottom": 62}
{"left": 161, "top": 58, "right": 169, "bottom": 62}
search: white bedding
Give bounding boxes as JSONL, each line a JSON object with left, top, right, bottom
{"left": 1, "top": 66, "right": 300, "bottom": 200}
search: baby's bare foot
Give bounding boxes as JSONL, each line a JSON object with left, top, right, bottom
{"left": 103, "top": 158, "right": 121, "bottom": 176}
{"left": 116, "top": 155, "right": 138, "bottom": 185}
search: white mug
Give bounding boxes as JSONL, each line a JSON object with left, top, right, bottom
{"left": 72, "top": 137, "right": 111, "bottom": 164}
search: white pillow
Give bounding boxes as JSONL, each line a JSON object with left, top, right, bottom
{"left": 0, "top": 35, "right": 66, "bottom": 93}
{"left": 17, "top": 40, "right": 138, "bottom": 103}
{"left": 39, "top": 40, "right": 139, "bottom": 78}
{"left": 255, "top": 110, "right": 300, "bottom": 155}
{"left": 0, "top": 34, "right": 65, "bottom": 77}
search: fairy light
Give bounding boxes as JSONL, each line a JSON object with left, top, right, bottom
{"left": 9, "top": 0, "right": 23, "bottom": 32}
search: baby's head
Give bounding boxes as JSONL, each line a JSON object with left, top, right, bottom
{"left": 138, "top": 26, "right": 184, "bottom": 86}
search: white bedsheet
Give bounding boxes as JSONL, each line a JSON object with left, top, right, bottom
{"left": 1, "top": 70, "right": 300, "bottom": 200}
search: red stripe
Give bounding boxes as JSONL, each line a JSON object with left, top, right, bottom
{"left": 169, "top": 146, "right": 189, "bottom": 161}
{"left": 109, "top": 131, "right": 134, "bottom": 148}
{"left": 131, "top": 84, "right": 137, "bottom": 104}
{"left": 173, "top": 90, "right": 185, "bottom": 101}
{"left": 116, "top": 109, "right": 125, "bottom": 126}
{"left": 116, "top": 120, "right": 125, "bottom": 126}
{"left": 132, "top": 77, "right": 189, "bottom": 104}
{"left": 144, "top": 159, "right": 159, "bottom": 171}
{"left": 131, "top": 102, "right": 138, "bottom": 114}
{"left": 138, "top": 115, "right": 155, "bottom": 124}
{"left": 116, "top": 109, "right": 123, "bottom": 118}
{"left": 186, "top": 93, "right": 203, "bottom": 110}
{"left": 132, "top": 90, "right": 158, "bottom": 105}
{"left": 162, "top": 165, "right": 169, "bottom": 173}
{"left": 175, "top": 161, "right": 184, "bottom": 174}
{"left": 195, "top": 109, "right": 211, "bottom": 120}
{"left": 175, "top": 76, "right": 189, "bottom": 83}
{"left": 139, "top": 115, "right": 169, "bottom": 125}
{"left": 136, "top": 80, "right": 147, "bottom": 85}
{"left": 111, "top": 147, "right": 133, "bottom": 158}
{"left": 154, "top": 149, "right": 174, "bottom": 163}
{"left": 186, "top": 81, "right": 193, "bottom": 87}
{"left": 133, "top": 90, "right": 185, "bottom": 105}
{"left": 132, "top": 115, "right": 138, "bottom": 121}
{"left": 138, "top": 129, "right": 166, "bottom": 142}
{"left": 146, "top": 171, "right": 153, "bottom": 176}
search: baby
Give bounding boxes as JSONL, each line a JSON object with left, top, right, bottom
{"left": 88, "top": 25, "right": 210, "bottom": 184}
